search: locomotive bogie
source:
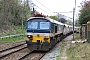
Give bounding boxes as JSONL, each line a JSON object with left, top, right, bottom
{"left": 26, "top": 40, "right": 50, "bottom": 51}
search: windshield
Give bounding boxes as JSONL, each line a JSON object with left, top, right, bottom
{"left": 27, "top": 22, "right": 38, "bottom": 29}
{"left": 40, "top": 22, "right": 50, "bottom": 29}
{"left": 27, "top": 21, "right": 50, "bottom": 29}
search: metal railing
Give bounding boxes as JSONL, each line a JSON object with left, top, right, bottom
{"left": 0, "top": 34, "right": 24, "bottom": 39}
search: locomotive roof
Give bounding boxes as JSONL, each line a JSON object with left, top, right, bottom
{"left": 27, "top": 14, "right": 64, "bottom": 25}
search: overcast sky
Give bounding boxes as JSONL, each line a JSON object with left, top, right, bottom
{"left": 31, "top": 0, "right": 89, "bottom": 21}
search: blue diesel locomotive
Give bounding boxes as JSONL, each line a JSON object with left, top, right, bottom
{"left": 26, "top": 14, "right": 79, "bottom": 51}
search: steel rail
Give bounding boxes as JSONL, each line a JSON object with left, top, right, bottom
{"left": 0, "top": 43, "right": 26, "bottom": 52}
{"left": 0, "top": 46, "right": 27, "bottom": 59}
{"left": 18, "top": 51, "right": 34, "bottom": 60}
{"left": 39, "top": 53, "right": 46, "bottom": 60}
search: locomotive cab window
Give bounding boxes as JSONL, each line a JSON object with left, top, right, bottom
{"left": 27, "top": 22, "right": 38, "bottom": 29}
{"left": 27, "top": 18, "right": 51, "bottom": 30}
{"left": 40, "top": 22, "right": 50, "bottom": 29}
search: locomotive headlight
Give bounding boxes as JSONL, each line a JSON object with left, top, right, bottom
{"left": 27, "top": 35, "right": 33, "bottom": 38}
{"left": 44, "top": 36, "right": 49, "bottom": 38}
{"left": 44, "top": 36, "right": 49, "bottom": 41}
{"left": 28, "top": 35, "right": 31, "bottom": 38}
{"left": 44, "top": 33, "right": 50, "bottom": 41}
{"left": 27, "top": 35, "right": 33, "bottom": 40}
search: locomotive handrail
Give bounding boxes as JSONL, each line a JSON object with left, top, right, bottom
{"left": 0, "top": 34, "right": 24, "bottom": 39}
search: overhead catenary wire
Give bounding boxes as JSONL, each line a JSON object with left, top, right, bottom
{"left": 36, "top": 5, "right": 52, "bottom": 15}
{"left": 35, "top": 0, "right": 54, "bottom": 13}
{"left": 57, "top": 11, "right": 73, "bottom": 13}
{"left": 35, "top": 0, "right": 74, "bottom": 18}
{"left": 29, "top": 2, "right": 52, "bottom": 15}
{"left": 30, "top": 0, "right": 72, "bottom": 16}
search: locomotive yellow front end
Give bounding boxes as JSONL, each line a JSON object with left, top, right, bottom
{"left": 27, "top": 33, "right": 50, "bottom": 43}
{"left": 26, "top": 15, "right": 51, "bottom": 51}
{"left": 26, "top": 33, "right": 50, "bottom": 51}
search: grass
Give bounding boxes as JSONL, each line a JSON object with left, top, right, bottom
{"left": 0, "top": 35, "right": 26, "bottom": 44}
{"left": 66, "top": 42, "right": 90, "bottom": 60}
{"left": 74, "top": 33, "right": 81, "bottom": 40}
{"left": 57, "top": 33, "right": 81, "bottom": 60}
{"left": 13, "top": 26, "right": 26, "bottom": 34}
{"left": 0, "top": 26, "right": 26, "bottom": 36}
{"left": 66, "top": 33, "right": 90, "bottom": 60}
{"left": 0, "top": 26, "right": 27, "bottom": 44}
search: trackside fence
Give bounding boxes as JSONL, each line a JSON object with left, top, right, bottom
{"left": 0, "top": 34, "right": 24, "bottom": 40}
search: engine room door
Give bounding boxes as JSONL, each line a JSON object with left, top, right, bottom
{"left": 55, "top": 25, "right": 57, "bottom": 33}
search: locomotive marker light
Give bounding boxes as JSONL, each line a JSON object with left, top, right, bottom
{"left": 44, "top": 33, "right": 49, "bottom": 41}
{"left": 37, "top": 34, "right": 40, "bottom": 37}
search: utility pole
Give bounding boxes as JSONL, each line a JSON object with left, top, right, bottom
{"left": 73, "top": 0, "right": 76, "bottom": 40}
{"left": 21, "top": 0, "right": 24, "bottom": 34}
{"left": 26, "top": 0, "right": 29, "bottom": 7}
{"left": 57, "top": 13, "right": 60, "bottom": 21}
{"left": 73, "top": 8, "right": 75, "bottom": 40}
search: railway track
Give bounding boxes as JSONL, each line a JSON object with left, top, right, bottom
{"left": 0, "top": 41, "right": 48, "bottom": 60}
{"left": 0, "top": 42, "right": 27, "bottom": 59}
{"left": 17, "top": 39, "right": 63, "bottom": 60}
{"left": 18, "top": 51, "right": 47, "bottom": 60}
{"left": 18, "top": 51, "right": 34, "bottom": 60}
{"left": 0, "top": 42, "right": 26, "bottom": 52}
{"left": 39, "top": 53, "right": 46, "bottom": 60}
{"left": 0, "top": 35, "right": 70, "bottom": 60}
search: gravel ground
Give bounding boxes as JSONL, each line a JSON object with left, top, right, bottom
{"left": 63, "top": 34, "right": 73, "bottom": 41}
{"left": 40, "top": 41, "right": 62, "bottom": 60}
{"left": 40, "top": 35, "right": 73, "bottom": 60}
{"left": 23, "top": 53, "right": 43, "bottom": 60}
